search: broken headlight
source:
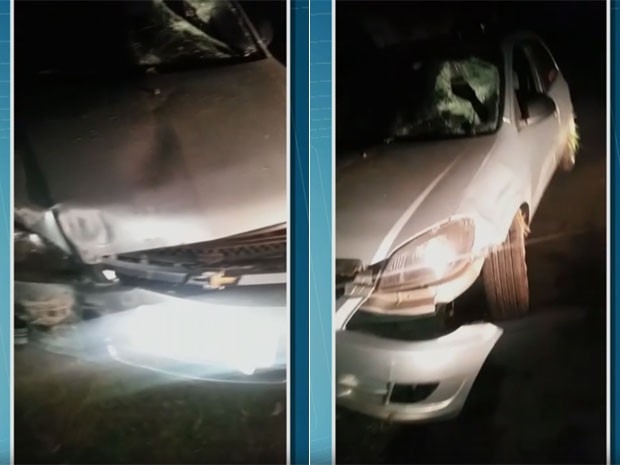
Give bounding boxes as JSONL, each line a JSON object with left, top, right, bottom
{"left": 377, "top": 218, "right": 475, "bottom": 291}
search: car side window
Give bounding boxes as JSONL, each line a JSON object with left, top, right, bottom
{"left": 525, "top": 39, "right": 559, "bottom": 92}
{"left": 512, "top": 45, "right": 537, "bottom": 120}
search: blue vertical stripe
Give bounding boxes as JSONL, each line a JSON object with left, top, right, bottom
{"left": 0, "top": 0, "right": 9, "bottom": 463}
{"left": 612, "top": 1, "right": 618, "bottom": 462}
{"left": 309, "top": 0, "right": 332, "bottom": 463}
{"left": 291, "top": 0, "right": 310, "bottom": 463}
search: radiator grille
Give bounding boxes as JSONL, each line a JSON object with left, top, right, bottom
{"left": 117, "top": 226, "right": 286, "bottom": 272}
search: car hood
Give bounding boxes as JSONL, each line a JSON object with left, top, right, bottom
{"left": 336, "top": 134, "right": 498, "bottom": 265}
{"left": 16, "top": 59, "right": 286, "bottom": 262}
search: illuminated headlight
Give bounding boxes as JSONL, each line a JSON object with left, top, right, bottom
{"left": 378, "top": 218, "right": 475, "bottom": 291}
{"left": 113, "top": 301, "right": 285, "bottom": 377}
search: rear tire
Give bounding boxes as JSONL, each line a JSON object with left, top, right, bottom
{"left": 482, "top": 210, "right": 530, "bottom": 321}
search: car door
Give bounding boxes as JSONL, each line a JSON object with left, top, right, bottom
{"left": 511, "top": 41, "right": 561, "bottom": 211}
{"left": 524, "top": 38, "right": 573, "bottom": 143}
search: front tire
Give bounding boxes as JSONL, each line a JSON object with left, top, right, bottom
{"left": 560, "top": 118, "right": 579, "bottom": 172}
{"left": 482, "top": 210, "right": 530, "bottom": 321}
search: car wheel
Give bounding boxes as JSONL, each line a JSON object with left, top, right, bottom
{"left": 482, "top": 210, "right": 530, "bottom": 321}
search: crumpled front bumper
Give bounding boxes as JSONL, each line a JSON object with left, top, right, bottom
{"left": 16, "top": 280, "right": 287, "bottom": 384}
{"left": 336, "top": 294, "right": 502, "bottom": 422}
{"left": 337, "top": 324, "right": 502, "bottom": 422}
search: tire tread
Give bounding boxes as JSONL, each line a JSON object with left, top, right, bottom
{"left": 482, "top": 211, "right": 530, "bottom": 320}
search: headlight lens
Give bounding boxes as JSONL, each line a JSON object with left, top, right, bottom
{"left": 377, "top": 218, "right": 475, "bottom": 291}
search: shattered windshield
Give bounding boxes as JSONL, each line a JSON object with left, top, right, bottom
{"left": 389, "top": 57, "right": 501, "bottom": 140}
{"left": 17, "top": 0, "right": 263, "bottom": 78}
{"left": 129, "top": 0, "right": 260, "bottom": 66}
{"left": 337, "top": 43, "right": 503, "bottom": 149}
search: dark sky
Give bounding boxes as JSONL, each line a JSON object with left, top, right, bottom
{"left": 337, "top": 0, "right": 606, "bottom": 97}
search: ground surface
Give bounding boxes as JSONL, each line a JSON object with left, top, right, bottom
{"left": 336, "top": 93, "right": 607, "bottom": 464}
{"left": 15, "top": 336, "right": 286, "bottom": 464}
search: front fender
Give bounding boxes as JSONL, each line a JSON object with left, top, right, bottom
{"left": 460, "top": 163, "right": 530, "bottom": 250}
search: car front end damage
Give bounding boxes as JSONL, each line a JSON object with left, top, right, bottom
{"left": 336, "top": 319, "right": 501, "bottom": 422}
{"left": 335, "top": 220, "right": 503, "bottom": 422}
{"left": 15, "top": 210, "right": 287, "bottom": 384}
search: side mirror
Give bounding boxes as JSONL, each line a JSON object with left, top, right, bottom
{"left": 522, "top": 93, "right": 557, "bottom": 126}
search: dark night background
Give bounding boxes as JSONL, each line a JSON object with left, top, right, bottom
{"left": 337, "top": 0, "right": 606, "bottom": 148}
{"left": 336, "top": 1, "right": 607, "bottom": 464}
{"left": 337, "top": 1, "right": 606, "bottom": 91}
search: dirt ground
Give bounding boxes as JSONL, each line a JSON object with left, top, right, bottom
{"left": 336, "top": 93, "right": 607, "bottom": 464}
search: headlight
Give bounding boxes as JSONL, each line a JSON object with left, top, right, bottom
{"left": 110, "top": 301, "right": 286, "bottom": 377}
{"left": 377, "top": 218, "right": 475, "bottom": 291}
{"left": 14, "top": 225, "right": 76, "bottom": 276}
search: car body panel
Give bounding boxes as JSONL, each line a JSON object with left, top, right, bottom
{"left": 14, "top": 2, "right": 288, "bottom": 385}
{"left": 337, "top": 34, "right": 573, "bottom": 269}
{"left": 336, "top": 135, "right": 497, "bottom": 265}
{"left": 16, "top": 58, "right": 286, "bottom": 262}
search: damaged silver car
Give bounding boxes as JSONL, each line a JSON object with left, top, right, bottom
{"left": 336, "top": 33, "right": 577, "bottom": 420}
{"left": 15, "top": 0, "right": 286, "bottom": 382}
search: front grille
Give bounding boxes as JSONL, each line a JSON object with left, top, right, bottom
{"left": 116, "top": 226, "right": 286, "bottom": 274}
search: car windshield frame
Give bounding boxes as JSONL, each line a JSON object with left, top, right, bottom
{"left": 336, "top": 37, "right": 506, "bottom": 151}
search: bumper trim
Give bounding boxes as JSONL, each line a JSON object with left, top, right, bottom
{"left": 336, "top": 323, "right": 502, "bottom": 422}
